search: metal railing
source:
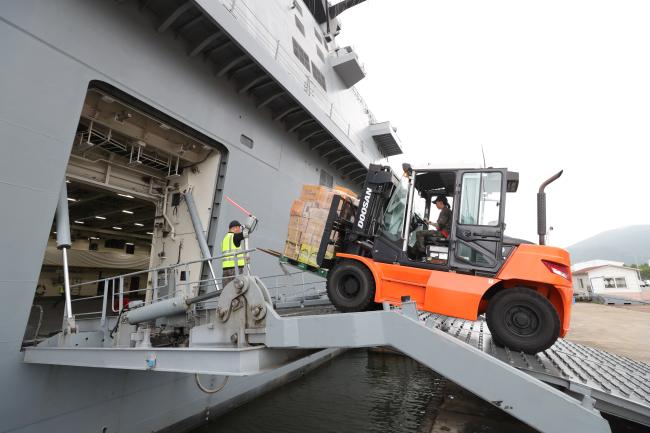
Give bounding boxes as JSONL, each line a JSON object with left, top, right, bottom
{"left": 222, "top": 0, "right": 375, "bottom": 149}
{"left": 67, "top": 250, "right": 250, "bottom": 325}
{"left": 66, "top": 249, "right": 327, "bottom": 326}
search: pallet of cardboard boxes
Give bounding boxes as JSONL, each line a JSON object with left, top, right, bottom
{"left": 284, "top": 185, "right": 358, "bottom": 267}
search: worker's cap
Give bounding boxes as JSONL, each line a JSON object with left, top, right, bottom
{"left": 433, "top": 195, "right": 448, "bottom": 204}
{"left": 229, "top": 220, "right": 242, "bottom": 228}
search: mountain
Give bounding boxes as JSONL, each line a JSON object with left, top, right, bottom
{"left": 567, "top": 225, "right": 650, "bottom": 265}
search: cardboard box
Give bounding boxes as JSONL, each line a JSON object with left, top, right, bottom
{"left": 297, "top": 242, "right": 336, "bottom": 266}
{"left": 316, "top": 190, "right": 335, "bottom": 208}
{"left": 300, "top": 185, "right": 321, "bottom": 201}
{"left": 305, "top": 220, "right": 326, "bottom": 237}
{"left": 301, "top": 201, "right": 318, "bottom": 217}
{"left": 308, "top": 232, "right": 326, "bottom": 247}
{"left": 298, "top": 243, "right": 318, "bottom": 267}
{"left": 286, "top": 184, "right": 359, "bottom": 267}
{"left": 286, "top": 228, "right": 302, "bottom": 245}
{"left": 307, "top": 207, "right": 330, "bottom": 221}
{"left": 334, "top": 185, "right": 357, "bottom": 199}
{"left": 284, "top": 241, "right": 300, "bottom": 260}
{"left": 290, "top": 199, "right": 306, "bottom": 216}
{"left": 288, "top": 215, "right": 308, "bottom": 232}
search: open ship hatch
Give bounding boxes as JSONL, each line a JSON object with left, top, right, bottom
{"left": 23, "top": 84, "right": 226, "bottom": 347}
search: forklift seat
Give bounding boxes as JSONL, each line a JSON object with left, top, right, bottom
{"left": 424, "top": 233, "right": 449, "bottom": 248}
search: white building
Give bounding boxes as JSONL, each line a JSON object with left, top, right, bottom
{"left": 572, "top": 260, "right": 642, "bottom": 298}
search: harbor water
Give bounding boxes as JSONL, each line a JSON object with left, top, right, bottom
{"left": 189, "top": 346, "right": 646, "bottom": 433}
{"left": 191, "top": 349, "right": 446, "bottom": 433}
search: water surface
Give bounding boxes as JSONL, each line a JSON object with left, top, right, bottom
{"left": 192, "top": 349, "right": 445, "bottom": 433}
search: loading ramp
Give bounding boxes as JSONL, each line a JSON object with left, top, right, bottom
{"left": 24, "top": 275, "right": 650, "bottom": 433}
{"left": 425, "top": 313, "right": 650, "bottom": 428}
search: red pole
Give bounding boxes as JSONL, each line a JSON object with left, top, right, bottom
{"left": 225, "top": 195, "right": 253, "bottom": 217}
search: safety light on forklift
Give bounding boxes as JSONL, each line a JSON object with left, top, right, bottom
{"left": 542, "top": 260, "right": 571, "bottom": 280}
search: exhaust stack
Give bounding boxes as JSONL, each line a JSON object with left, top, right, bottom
{"left": 537, "top": 170, "right": 563, "bottom": 245}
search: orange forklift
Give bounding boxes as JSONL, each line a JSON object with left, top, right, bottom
{"left": 316, "top": 164, "right": 571, "bottom": 354}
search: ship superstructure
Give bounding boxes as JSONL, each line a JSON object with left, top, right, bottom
{"left": 3, "top": 2, "right": 649, "bottom": 433}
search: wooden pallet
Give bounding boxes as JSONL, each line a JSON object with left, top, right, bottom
{"left": 257, "top": 248, "right": 329, "bottom": 278}
{"left": 279, "top": 255, "right": 328, "bottom": 278}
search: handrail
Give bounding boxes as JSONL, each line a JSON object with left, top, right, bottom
{"left": 68, "top": 249, "right": 256, "bottom": 289}
{"left": 66, "top": 249, "right": 255, "bottom": 325}
{"left": 65, "top": 249, "right": 328, "bottom": 326}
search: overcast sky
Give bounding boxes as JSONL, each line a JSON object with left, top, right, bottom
{"left": 337, "top": 0, "right": 650, "bottom": 247}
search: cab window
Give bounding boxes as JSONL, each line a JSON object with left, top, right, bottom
{"left": 458, "top": 172, "right": 502, "bottom": 226}
{"left": 380, "top": 180, "right": 408, "bottom": 241}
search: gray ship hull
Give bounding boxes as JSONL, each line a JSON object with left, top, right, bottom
{"left": 0, "top": 1, "right": 372, "bottom": 431}
{"left": 2, "top": 347, "right": 339, "bottom": 433}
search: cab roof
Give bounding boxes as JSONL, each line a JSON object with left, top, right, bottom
{"left": 411, "top": 168, "right": 519, "bottom": 196}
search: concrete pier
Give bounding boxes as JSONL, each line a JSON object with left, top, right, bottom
{"left": 566, "top": 302, "right": 650, "bottom": 362}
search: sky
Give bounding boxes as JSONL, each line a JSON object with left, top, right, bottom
{"left": 336, "top": 0, "right": 650, "bottom": 247}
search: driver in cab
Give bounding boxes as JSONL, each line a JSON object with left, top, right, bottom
{"left": 416, "top": 195, "right": 452, "bottom": 254}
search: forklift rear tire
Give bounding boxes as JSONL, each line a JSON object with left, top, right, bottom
{"left": 327, "top": 260, "right": 375, "bottom": 312}
{"left": 486, "top": 287, "right": 560, "bottom": 354}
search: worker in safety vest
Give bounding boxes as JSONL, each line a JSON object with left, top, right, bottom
{"left": 222, "top": 220, "right": 245, "bottom": 287}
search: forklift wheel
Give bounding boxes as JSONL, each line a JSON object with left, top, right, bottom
{"left": 327, "top": 260, "right": 375, "bottom": 312}
{"left": 486, "top": 287, "right": 560, "bottom": 354}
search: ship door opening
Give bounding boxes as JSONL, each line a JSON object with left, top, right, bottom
{"left": 23, "top": 84, "right": 225, "bottom": 346}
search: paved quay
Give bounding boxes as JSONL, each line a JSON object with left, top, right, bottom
{"left": 566, "top": 302, "right": 650, "bottom": 363}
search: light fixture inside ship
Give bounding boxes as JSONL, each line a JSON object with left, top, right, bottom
{"left": 117, "top": 193, "right": 134, "bottom": 199}
{"left": 74, "top": 220, "right": 84, "bottom": 224}
{"left": 112, "top": 226, "right": 122, "bottom": 230}
{"left": 114, "top": 110, "right": 132, "bottom": 122}
{"left": 121, "top": 210, "right": 134, "bottom": 214}
{"left": 67, "top": 197, "right": 77, "bottom": 202}
{"left": 134, "top": 223, "right": 144, "bottom": 227}
{"left": 95, "top": 216, "right": 107, "bottom": 220}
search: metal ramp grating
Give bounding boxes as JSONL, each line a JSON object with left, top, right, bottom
{"left": 422, "top": 313, "right": 650, "bottom": 426}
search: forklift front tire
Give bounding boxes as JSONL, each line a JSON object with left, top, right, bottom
{"left": 486, "top": 287, "right": 560, "bottom": 354}
{"left": 327, "top": 260, "right": 376, "bottom": 312}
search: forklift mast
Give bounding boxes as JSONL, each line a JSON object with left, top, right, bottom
{"left": 340, "top": 164, "right": 398, "bottom": 255}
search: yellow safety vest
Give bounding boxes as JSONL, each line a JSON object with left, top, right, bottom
{"left": 221, "top": 232, "right": 245, "bottom": 269}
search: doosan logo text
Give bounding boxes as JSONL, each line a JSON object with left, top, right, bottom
{"left": 357, "top": 187, "right": 372, "bottom": 229}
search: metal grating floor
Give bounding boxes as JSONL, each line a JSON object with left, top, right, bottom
{"left": 422, "top": 313, "right": 650, "bottom": 426}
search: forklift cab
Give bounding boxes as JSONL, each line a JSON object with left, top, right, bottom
{"left": 374, "top": 166, "right": 519, "bottom": 276}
